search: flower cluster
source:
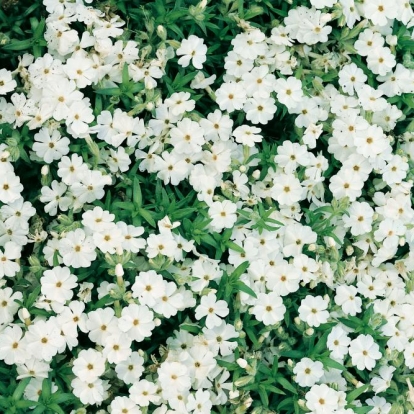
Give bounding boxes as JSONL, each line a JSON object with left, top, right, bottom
{"left": 1, "top": 0, "right": 414, "bottom": 412}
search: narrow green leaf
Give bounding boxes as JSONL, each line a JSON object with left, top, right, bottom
{"left": 138, "top": 208, "right": 156, "bottom": 227}
{"left": 12, "top": 377, "right": 31, "bottom": 401}
{"left": 133, "top": 177, "right": 142, "bottom": 208}
{"left": 230, "top": 261, "right": 250, "bottom": 280}
{"left": 275, "top": 376, "right": 298, "bottom": 394}
{"left": 235, "top": 281, "right": 257, "bottom": 298}
{"left": 346, "top": 383, "right": 370, "bottom": 403}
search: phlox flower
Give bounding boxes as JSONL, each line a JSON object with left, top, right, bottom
{"left": 115, "top": 352, "right": 144, "bottom": 384}
{"left": 86, "top": 307, "right": 120, "bottom": 346}
{"left": 305, "top": 384, "right": 340, "bottom": 413}
{"left": 0, "top": 69, "right": 17, "bottom": 95}
{"left": 129, "top": 379, "right": 160, "bottom": 406}
{"left": 0, "top": 171, "right": 23, "bottom": 204}
{"left": 58, "top": 228, "right": 97, "bottom": 268}
{"left": 327, "top": 325, "right": 351, "bottom": 360}
{"left": 110, "top": 396, "right": 141, "bottom": 414}
{"left": 251, "top": 292, "right": 286, "bottom": 326}
{"left": 177, "top": 35, "right": 207, "bottom": 69}
{"left": 199, "top": 109, "right": 233, "bottom": 142}
{"left": 349, "top": 334, "right": 382, "bottom": 371}
{"left": 118, "top": 304, "right": 155, "bottom": 342}
{"left": 71, "top": 377, "right": 109, "bottom": 406}
{"left": 164, "top": 92, "right": 195, "bottom": 117}
{"left": 208, "top": 200, "right": 238, "bottom": 232}
{"left": 40, "top": 180, "right": 72, "bottom": 216}
{"left": 23, "top": 319, "right": 66, "bottom": 362}
{"left": 0, "top": 241, "right": 21, "bottom": 278}
{"left": 40, "top": 266, "right": 78, "bottom": 303}
{"left": 293, "top": 357, "right": 324, "bottom": 387}
{"left": 334, "top": 285, "right": 362, "bottom": 316}
{"left": 102, "top": 332, "right": 132, "bottom": 364}
{"left": 72, "top": 348, "right": 106, "bottom": 383}
{"left": 243, "top": 94, "right": 277, "bottom": 125}
{"left": 215, "top": 82, "right": 247, "bottom": 113}
{"left": 271, "top": 173, "right": 304, "bottom": 206}
{"left": 169, "top": 118, "right": 205, "bottom": 154}
{"left": 0, "top": 325, "right": 29, "bottom": 365}
{"left": 195, "top": 292, "right": 229, "bottom": 329}
{"left": 298, "top": 295, "right": 330, "bottom": 327}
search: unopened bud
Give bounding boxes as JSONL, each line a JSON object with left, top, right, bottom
{"left": 115, "top": 263, "right": 124, "bottom": 277}
{"left": 252, "top": 170, "right": 260, "bottom": 179}
{"left": 156, "top": 25, "right": 167, "bottom": 40}
{"left": 237, "top": 358, "right": 248, "bottom": 369}
{"left": 346, "top": 245, "right": 354, "bottom": 255}
{"left": 305, "top": 328, "right": 314, "bottom": 336}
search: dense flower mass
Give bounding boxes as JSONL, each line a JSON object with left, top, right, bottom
{"left": 1, "top": 0, "right": 414, "bottom": 412}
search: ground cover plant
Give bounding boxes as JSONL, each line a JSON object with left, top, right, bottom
{"left": 1, "top": 0, "right": 414, "bottom": 412}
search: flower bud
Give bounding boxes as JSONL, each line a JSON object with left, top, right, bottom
{"left": 304, "top": 328, "right": 314, "bottom": 337}
{"left": 237, "top": 358, "right": 248, "bottom": 369}
{"left": 156, "top": 25, "right": 167, "bottom": 40}
{"left": 234, "top": 375, "right": 254, "bottom": 387}
{"left": 115, "top": 263, "right": 124, "bottom": 277}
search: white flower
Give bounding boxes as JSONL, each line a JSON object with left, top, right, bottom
{"left": 118, "top": 304, "right": 155, "bottom": 342}
{"left": 59, "top": 228, "right": 97, "bottom": 269}
{"left": 327, "top": 325, "right": 351, "bottom": 360}
{"left": 195, "top": 293, "right": 229, "bottom": 329}
{"left": 305, "top": 384, "right": 339, "bottom": 413}
{"left": 0, "top": 171, "right": 23, "bottom": 204}
{"left": 0, "top": 241, "right": 21, "bottom": 279}
{"left": 349, "top": 334, "right": 382, "bottom": 371}
{"left": 208, "top": 200, "right": 238, "bottom": 232}
{"left": 293, "top": 357, "right": 324, "bottom": 387}
{"left": 71, "top": 377, "right": 108, "bottom": 406}
{"left": 32, "top": 128, "right": 70, "bottom": 163}
{"left": 251, "top": 292, "right": 286, "bottom": 326}
{"left": 0, "top": 69, "right": 17, "bottom": 95}
{"left": 0, "top": 325, "right": 29, "bottom": 365}
{"left": 298, "top": 295, "right": 330, "bottom": 327}
{"left": 24, "top": 319, "right": 66, "bottom": 362}
{"left": 334, "top": 285, "right": 362, "bottom": 316}
{"left": 177, "top": 35, "right": 207, "bottom": 69}
{"left": 72, "top": 349, "right": 106, "bottom": 383}
{"left": 40, "top": 266, "right": 78, "bottom": 303}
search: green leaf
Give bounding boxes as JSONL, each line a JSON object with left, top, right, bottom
{"left": 230, "top": 261, "right": 250, "bottom": 280}
{"left": 319, "top": 357, "right": 346, "bottom": 371}
{"left": 2, "top": 39, "right": 33, "bottom": 51}
{"left": 138, "top": 208, "right": 156, "bottom": 227}
{"left": 133, "top": 177, "right": 142, "bottom": 208}
{"left": 32, "top": 406, "right": 46, "bottom": 414}
{"left": 275, "top": 376, "right": 298, "bottom": 394}
{"left": 310, "top": 328, "right": 332, "bottom": 357}
{"left": 258, "top": 385, "right": 269, "bottom": 407}
{"left": 235, "top": 281, "right": 257, "bottom": 298}
{"left": 15, "top": 400, "right": 39, "bottom": 408}
{"left": 12, "top": 377, "right": 31, "bottom": 401}
{"left": 180, "top": 323, "right": 201, "bottom": 334}
{"left": 225, "top": 241, "right": 245, "bottom": 254}
{"left": 0, "top": 398, "right": 10, "bottom": 409}
{"left": 51, "top": 393, "right": 77, "bottom": 404}
{"left": 41, "top": 377, "right": 51, "bottom": 401}
{"left": 346, "top": 383, "right": 370, "bottom": 403}
{"left": 95, "top": 87, "right": 121, "bottom": 96}
{"left": 46, "top": 403, "right": 66, "bottom": 414}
